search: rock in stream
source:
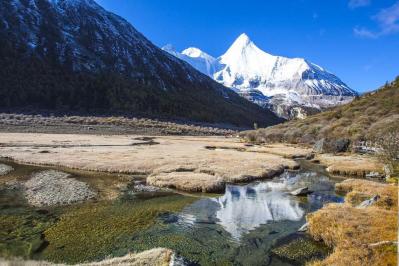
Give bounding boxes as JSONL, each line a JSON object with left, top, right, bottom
{"left": 0, "top": 163, "right": 14, "bottom": 175}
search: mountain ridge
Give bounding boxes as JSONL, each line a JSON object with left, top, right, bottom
{"left": 0, "top": 0, "right": 282, "bottom": 127}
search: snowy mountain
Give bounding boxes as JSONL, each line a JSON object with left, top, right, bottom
{"left": 0, "top": 0, "right": 282, "bottom": 127}
{"left": 163, "top": 33, "right": 358, "bottom": 119}
{"left": 162, "top": 45, "right": 217, "bottom": 77}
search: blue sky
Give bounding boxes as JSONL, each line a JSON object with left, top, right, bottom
{"left": 96, "top": 0, "right": 399, "bottom": 92}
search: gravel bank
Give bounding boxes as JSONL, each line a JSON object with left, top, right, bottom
{"left": 23, "top": 170, "right": 96, "bottom": 207}
{"left": 0, "top": 163, "right": 14, "bottom": 175}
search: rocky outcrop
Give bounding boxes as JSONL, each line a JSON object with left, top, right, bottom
{"left": 23, "top": 170, "right": 96, "bottom": 207}
{"left": 313, "top": 138, "right": 350, "bottom": 154}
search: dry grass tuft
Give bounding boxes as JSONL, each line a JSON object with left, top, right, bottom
{"left": 307, "top": 179, "right": 398, "bottom": 266}
{"left": 147, "top": 172, "right": 225, "bottom": 193}
{"left": 0, "top": 248, "right": 173, "bottom": 266}
{"left": 317, "top": 154, "right": 384, "bottom": 177}
{"left": 336, "top": 179, "right": 398, "bottom": 210}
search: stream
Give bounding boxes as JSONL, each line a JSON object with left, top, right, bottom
{"left": 0, "top": 159, "right": 344, "bottom": 265}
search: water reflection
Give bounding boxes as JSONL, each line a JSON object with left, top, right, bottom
{"left": 214, "top": 183, "right": 304, "bottom": 239}
{"left": 135, "top": 164, "right": 343, "bottom": 265}
{"left": 177, "top": 166, "right": 342, "bottom": 241}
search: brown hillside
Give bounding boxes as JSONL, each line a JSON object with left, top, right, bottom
{"left": 241, "top": 76, "right": 399, "bottom": 145}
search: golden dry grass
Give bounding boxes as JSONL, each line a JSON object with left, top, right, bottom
{"left": 336, "top": 179, "right": 398, "bottom": 210}
{"left": 0, "top": 133, "right": 299, "bottom": 192}
{"left": 307, "top": 179, "right": 398, "bottom": 266}
{"left": 147, "top": 172, "right": 225, "bottom": 192}
{"left": 245, "top": 143, "right": 313, "bottom": 159}
{"left": 317, "top": 153, "right": 384, "bottom": 176}
{"left": 0, "top": 248, "right": 173, "bottom": 266}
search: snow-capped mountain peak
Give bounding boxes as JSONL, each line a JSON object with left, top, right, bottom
{"left": 162, "top": 46, "right": 217, "bottom": 77}
{"left": 163, "top": 33, "right": 358, "bottom": 119}
{"left": 228, "top": 33, "right": 252, "bottom": 49}
{"left": 217, "top": 33, "right": 277, "bottom": 89}
{"left": 182, "top": 47, "right": 214, "bottom": 60}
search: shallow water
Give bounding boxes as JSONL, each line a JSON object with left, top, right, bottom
{"left": 0, "top": 159, "right": 343, "bottom": 265}
{"left": 130, "top": 160, "right": 343, "bottom": 265}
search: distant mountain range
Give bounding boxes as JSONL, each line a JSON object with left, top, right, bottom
{"left": 0, "top": 0, "right": 282, "bottom": 127}
{"left": 163, "top": 33, "right": 359, "bottom": 119}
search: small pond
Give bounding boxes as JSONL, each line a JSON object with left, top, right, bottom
{"left": 0, "top": 159, "right": 344, "bottom": 265}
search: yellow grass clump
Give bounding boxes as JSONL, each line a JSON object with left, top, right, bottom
{"left": 0, "top": 248, "right": 173, "bottom": 266}
{"left": 307, "top": 179, "right": 398, "bottom": 266}
{"left": 147, "top": 172, "right": 225, "bottom": 193}
{"left": 317, "top": 154, "right": 384, "bottom": 177}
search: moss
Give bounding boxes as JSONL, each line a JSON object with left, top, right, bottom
{"left": 0, "top": 212, "right": 55, "bottom": 259}
{"left": 271, "top": 237, "right": 330, "bottom": 264}
{"left": 128, "top": 226, "right": 237, "bottom": 266}
{"left": 42, "top": 195, "right": 195, "bottom": 264}
{"left": 123, "top": 219, "right": 238, "bottom": 266}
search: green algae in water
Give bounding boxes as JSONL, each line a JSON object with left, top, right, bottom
{"left": 127, "top": 223, "right": 238, "bottom": 266}
{"left": 0, "top": 183, "right": 57, "bottom": 260}
{"left": 271, "top": 236, "right": 330, "bottom": 265}
{"left": 42, "top": 195, "right": 196, "bottom": 264}
{"left": 0, "top": 205, "right": 57, "bottom": 260}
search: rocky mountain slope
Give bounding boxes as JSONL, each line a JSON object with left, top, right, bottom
{"left": 0, "top": 0, "right": 282, "bottom": 127}
{"left": 240, "top": 76, "right": 399, "bottom": 147}
{"left": 164, "top": 33, "right": 358, "bottom": 119}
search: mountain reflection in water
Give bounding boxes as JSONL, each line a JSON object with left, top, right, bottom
{"left": 176, "top": 165, "right": 341, "bottom": 242}
{"left": 213, "top": 183, "right": 304, "bottom": 240}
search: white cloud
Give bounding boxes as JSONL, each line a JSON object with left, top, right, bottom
{"left": 354, "top": 1, "right": 399, "bottom": 38}
{"left": 374, "top": 1, "right": 399, "bottom": 35}
{"left": 354, "top": 27, "right": 378, "bottom": 38}
{"left": 349, "top": 0, "right": 371, "bottom": 9}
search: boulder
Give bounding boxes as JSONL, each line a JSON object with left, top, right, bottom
{"left": 290, "top": 187, "right": 313, "bottom": 196}
{"left": 365, "top": 172, "right": 384, "bottom": 179}
{"left": 313, "top": 139, "right": 325, "bottom": 153}
{"left": 313, "top": 138, "right": 350, "bottom": 154}
{"left": 298, "top": 222, "right": 309, "bottom": 232}
{"left": 384, "top": 164, "right": 393, "bottom": 179}
{"left": 0, "top": 163, "right": 14, "bottom": 176}
{"left": 357, "top": 195, "right": 380, "bottom": 208}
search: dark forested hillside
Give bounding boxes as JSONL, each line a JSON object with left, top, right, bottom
{"left": 0, "top": 0, "right": 282, "bottom": 127}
